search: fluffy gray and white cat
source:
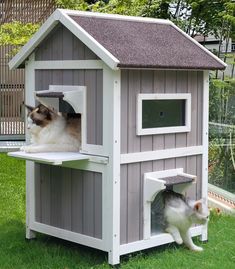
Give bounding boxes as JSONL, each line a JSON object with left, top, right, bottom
{"left": 21, "top": 104, "right": 81, "bottom": 153}
{"left": 152, "top": 190, "right": 209, "bottom": 251}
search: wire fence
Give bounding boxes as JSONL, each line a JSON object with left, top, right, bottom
{"left": 209, "top": 122, "right": 235, "bottom": 193}
{"left": 0, "top": 0, "right": 56, "bottom": 140}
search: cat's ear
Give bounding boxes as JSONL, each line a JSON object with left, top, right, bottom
{"left": 24, "top": 104, "right": 35, "bottom": 112}
{"left": 39, "top": 104, "right": 57, "bottom": 119}
{"left": 194, "top": 201, "right": 202, "bottom": 212}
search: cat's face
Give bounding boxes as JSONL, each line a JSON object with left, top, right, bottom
{"left": 25, "top": 104, "right": 56, "bottom": 130}
{"left": 191, "top": 200, "right": 210, "bottom": 225}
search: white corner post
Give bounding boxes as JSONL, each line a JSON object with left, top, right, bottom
{"left": 102, "top": 65, "right": 121, "bottom": 265}
{"left": 201, "top": 70, "right": 209, "bottom": 241}
{"left": 25, "top": 53, "right": 36, "bottom": 239}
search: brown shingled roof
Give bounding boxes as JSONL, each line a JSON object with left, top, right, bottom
{"left": 70, "top": 15, "right": 225, "bottom": 70}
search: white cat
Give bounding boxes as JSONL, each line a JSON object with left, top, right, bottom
{"left": 21, "top": 104, "right": 81, "bottom": 153}
{"left": 163, "top": 190, "right": 209, "bottom": 251}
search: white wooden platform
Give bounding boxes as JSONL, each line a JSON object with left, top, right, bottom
{"left": 8, "top": 151, "right": 108, "bottom": 165}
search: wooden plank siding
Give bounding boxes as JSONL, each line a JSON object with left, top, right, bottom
{"left": 120, "top": 155, "right": 202, "bottom": 244}
{"left": 35, "top": 69, "right": 103, "bottom": 145}
{"left": 34, "top": 24, "right": 103, "bottom": 145}
{"left": 120, "top": 69, "right": 203, "bottom": 244}
{"left": 32, "top": 21, "right": 104, "bottom": 241}
{"left": 35, "top": 24, "right": 99, "bottom": 61}
{"left": 120, "top": 70, "right": 203, "bottom": 154}
{"left": 35, "top": 164, "right": 102, "bottom": 239}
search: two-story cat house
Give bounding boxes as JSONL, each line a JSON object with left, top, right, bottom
{"left": 8, "top": 9, "right": 226, "bottom": 265}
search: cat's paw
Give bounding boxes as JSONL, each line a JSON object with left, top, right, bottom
{"left": 175, "top": 238, "right": 183, "bottom": 245}
{"left": 165, "top": 228, "right": 183, "bottom": 244}
{"left": 191, "top": 246, "right": 203, "bottom": 252}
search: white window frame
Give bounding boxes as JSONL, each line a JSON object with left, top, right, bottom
{"left": 136, "top": 93, "right": 191, "bottom": 135}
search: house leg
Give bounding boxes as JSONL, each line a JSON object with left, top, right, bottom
{"left": 26, "top": 161, "right": 36, "bottom": 240}
{"left": 108, "top": 250, "right": 120, "bottom": 266}
{"left": 200, "top": 223, "right": 208, "bottom": 242}
{"left": 26, "top": 226, "right": 36, "bottom": 240}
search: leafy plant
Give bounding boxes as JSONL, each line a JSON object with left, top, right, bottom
{"left": 0, "top": 21, "right": 40, "bottom": 46}
{"left": 55, "top": 0, "right": 89, "bottom": 10}
{"left": 0, "top": 21, "right": 40, "bottom": 56}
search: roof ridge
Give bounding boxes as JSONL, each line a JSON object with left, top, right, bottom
{"left": 59, "top": 8, "right": 172, "bottom": 25}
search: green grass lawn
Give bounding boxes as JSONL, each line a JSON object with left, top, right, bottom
{"left": 0, "top": 153, "right": 235, "bottom": 269}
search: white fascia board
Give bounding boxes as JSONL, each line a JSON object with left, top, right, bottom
{"left": 170, "top": 23, "right": 227, "bottom": 69}
{"left": 9, "top": 9, "right": 119, "bottom": 70}
{"left": 60, "top": 9, "right": 171, "bottom": 25}
{"left": 58, "top": 9, "right": 119, "bottom": 70}
{"left": 8, "top": 9, "right": 62, "bottom": 70}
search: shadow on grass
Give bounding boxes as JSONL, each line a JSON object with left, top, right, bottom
{"left": 0, "top": 219, "right": 208, "bottom": 268}
{"left": 0, "top": 219, "right": 181, "bottom": 268}
{"left": 120, "top": 241, "right": 181, "bottom": 264}
{"left": 0, "top": 219, "right": 108, "bottom": 268}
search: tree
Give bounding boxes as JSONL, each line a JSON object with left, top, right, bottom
{"left": 0, "top": 22, "right": 40, "bottom": 46}
{"left": 0, "top": 21, "right": 40, "bottom": 56}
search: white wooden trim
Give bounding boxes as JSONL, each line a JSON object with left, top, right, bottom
{"left": 26, "top": 161, "right": 36, "bottom": 239}
{"left": 102, "top": 68, "right": 121, "bottom": 265}
{"left": 102, "top": 65, "right": 114, "bottom": 155}
{"left": 80, "top": 145, "right": 104, "bottom": 156}
{"left": 138, "top": 93, "right": 191, "bottom": 100}
{"left": 25, "top": 54, "right": 36, "bottom": 239}
{"left": 121, "top": 145, "right": 203, "bottom": 164}
{"left": 61, "top": 9, "right": 172, "bottom": 25}
{"left": 62, "top": 160, "right": 106, "bottom": 173}
{"left": 31, "top": 221, "right": 105, "bottom": 251}
{"left": 109, "top": 69, "right": 121, "bottom": 265}
{"left": 201, "top": 70, "right": 209, "bottom": 241}
{"left": 138, "top": 126, "right": 190, "bottom": 135}
{"left": 59, "top": 10, "right": 119, "bottom": 70}
{"left": 137, "top": 93, "right": 191, "bottom": 135}
{"left": 143, "top": 173, "right": 166, "bottom": 240}
{"left": 143, "top": 168, "right": 196, "bottom": 239}
{"left": 120, "top": 225, "right": 203, "bottom": 255}
{"left": 9, "top": 11, "right": 60, "bottom": 70}
{"left": 102, "top": 66, "right": 116, "bottom": 257}
{"left": 170, "top": 24, "right": 227, "bottom": 69}
{"left": 32, "top": 60, "right": 103, "bottom": 69}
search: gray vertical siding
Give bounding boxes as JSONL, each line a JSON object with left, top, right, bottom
{"left": 33, "top": 24, "right": 104, "bottom": 241}
{"left": 35, "top": 69, "right": 103, "bottom": 145}
{"left": 120, "top": 69, "right": 204, "bottom": 244}
{"left": 121, "top": 70, "right": 203, "bottom": 154}
{"left": 120, "top": 155, "right": 202, "bottom": 244}
{"left": 35, "top": 164, "right": 102, "bottom": 239}
{"left": 35, "top": 24, "right": 99, "bottom": 61}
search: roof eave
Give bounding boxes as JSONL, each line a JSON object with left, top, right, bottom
{"left": 8, "top": 9, "right": 62, "bottom": 70}
{"left": 9, "top": 9, "right": 226, "bottom": 72}
{"left": 59, "top": 9, "right": 120, "bottom": 70}
{"left": 170, "top": 23, "right": 227, "bottom": 70}
{"left": 117, "top": 63, "right": 226, "bottom": 71}
{"left": 8, "top": 9, "right": 120, "bottom": 71}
